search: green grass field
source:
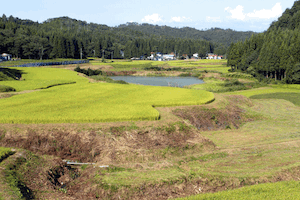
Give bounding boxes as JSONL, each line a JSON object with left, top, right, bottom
{"left": 191, "top": 76, "right": 263, "bottom": 93}
{"left": 251, "top": 92, "right": 300, "bottom": 106}
{"left": 0, "top": 67, "right": 214, "bottom": 123}
{"left": 176, "top": 181, "right": 300, "bottom": 200}
{"left": 225, "top": 86, "right": 300, "bottom": 97}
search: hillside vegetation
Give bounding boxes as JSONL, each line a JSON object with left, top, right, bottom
{"left": 227, "top": 0, "right": 300, "bottom": 84}
{"left": 0, "top": 14, "right": 255, "bottom": 60}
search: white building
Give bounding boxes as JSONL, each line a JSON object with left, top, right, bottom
{"left": 1, "top": 53, "right": 12, "bottom": 61}
{"left": 193, "top": 53, "right": 199, "bottom": 58}
{"left": 163, "top": 54, "right": 175, "bottom": 60}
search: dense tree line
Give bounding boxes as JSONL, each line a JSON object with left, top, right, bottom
{"left": 119, "top": 23, "right": 255, "bottom": 47}
{"left": 227, "top": 0, "right": 300, "bottom": 84}
{"left": 0, "top": 15, "right": 221, "bottom": 60}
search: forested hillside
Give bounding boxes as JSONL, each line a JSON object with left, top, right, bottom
{"left": 118, "top": 23, "right": 255, "bottom": 47}
{"left": 227, "top": 0, "right": 300, "bottom": 84}
{"left": 0, "top": 15, "right": 254, "bottom": 60}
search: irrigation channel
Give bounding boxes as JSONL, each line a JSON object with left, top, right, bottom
{"left": 109, "top": 76, "right": 204, "bottom": 87}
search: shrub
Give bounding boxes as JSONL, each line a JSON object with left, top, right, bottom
{"left": 74, "top": 66, "right": 102, "bottom": 76}
{"left": 0, "top": 85, "right": 16, "bottom": 92}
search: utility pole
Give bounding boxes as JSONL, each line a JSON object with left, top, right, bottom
{"left": 102, "top": 49, "right": 104, "bottom": 59}
{"left": 93, "top": 50, "right": 95, "bottom": 58}
{"left": 80, "top": 48, "right": 82, "bottom": 60}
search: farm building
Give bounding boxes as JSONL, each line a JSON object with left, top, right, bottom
{"left": 206, "top": 53, "right": 223, "bottom": 60}
{"left": 0, "top": 53, "right": 12, "bottom": 61}
{"left": 163, "top": 54, "right": 175, "bottom": 60}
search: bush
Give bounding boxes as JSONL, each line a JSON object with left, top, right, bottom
{"left": 74, "top": 66, "right": 102, "bottom": 76}
{"left": 0, "top": 85, "right": 16, "bottom": 92}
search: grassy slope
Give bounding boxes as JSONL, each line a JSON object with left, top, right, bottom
{"left": 175, "top": 85, "right": 300, "bottom": 199}
{"left": 0, "top": 67, "right": 214, "bottom": 123}
{"left": 177, "top": 181, "right": 300, "bottom": 200}
{"left": 82, "top": 94, "right": 300, "bottom": 188}
{"left": 0, "top": 147, "right": 18, "bottom": 200}
{"left": 250, "top": 92, "right": 300, "bottom": 106}
{"left": 225, "top": 85, "right": 300, "bottom": 97}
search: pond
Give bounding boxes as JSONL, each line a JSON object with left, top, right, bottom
{"left": 109, "top": 76, "right": 204, "bottom": 87}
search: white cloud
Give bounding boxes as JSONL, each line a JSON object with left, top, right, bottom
{"left": 170, "top": 16, "right": 191, "bottom": 22}
{"left": 225, "top": 3, "right": 283, "bottom": 21}
{"left": 247, "top": 3, "right": 282, "bottom": 19}
{"left": 225, "top": 5, "right": 246, "bottom": 20}
{"left": 206, "top": 16, "right": 222, "bottom": 23}
{"left": 142, "top": 13, "right": 163, "bottom": 24}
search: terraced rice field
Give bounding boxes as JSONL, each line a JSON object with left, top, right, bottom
{"left": 0, "top": 67, "right": 214, "bottom": 123}
{"left": 0, "top": 67, "right": 88, "bottom": 91}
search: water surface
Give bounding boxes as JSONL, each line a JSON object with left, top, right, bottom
{"left": 109, "top": 76, "right": 204, "bottom": 87}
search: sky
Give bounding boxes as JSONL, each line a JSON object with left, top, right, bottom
{"left": 0, "top": 0, "right": 297, "bottom": 32}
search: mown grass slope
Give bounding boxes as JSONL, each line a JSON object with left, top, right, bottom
{"left": 251, "top": 92, "right": 300, "bottom": 106}
{"left": 176, "top": 181, "right": 300, "bottom": 200}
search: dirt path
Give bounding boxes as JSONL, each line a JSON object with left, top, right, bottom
{"left": 0, "top": 89, "right": 41, "bottom": 99}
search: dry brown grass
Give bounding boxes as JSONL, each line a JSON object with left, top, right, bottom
{"left": 173, "top": 95, "right": 253, "bottom": 131}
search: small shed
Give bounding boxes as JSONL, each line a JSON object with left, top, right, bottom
{"left": 1, "top": 53, "right": 12, "bottom": 61}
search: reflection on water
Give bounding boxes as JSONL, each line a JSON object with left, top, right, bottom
{"left": 109, "top": 76, "right": 204, "bottom": 87}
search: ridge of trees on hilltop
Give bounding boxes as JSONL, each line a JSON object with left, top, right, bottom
{"left": 0, "top": 15, "right": 254, "bottom": 60}
{"left": 227, "top": 0, "right": 300, "bottom": 84}
{"left": 118, "top": 23, "right": 256, "bottom": 47}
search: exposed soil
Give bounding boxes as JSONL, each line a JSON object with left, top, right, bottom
{"left": 0, "top": 93, "right": 14, "bottom": 99}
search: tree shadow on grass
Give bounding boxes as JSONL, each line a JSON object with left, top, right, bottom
{"left": 0, "top": 67, "right": 25, "bottom": 80}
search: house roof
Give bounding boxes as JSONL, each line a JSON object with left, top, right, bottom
{"left": 1, "top": 53, "right": 11, "bottom": 57}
